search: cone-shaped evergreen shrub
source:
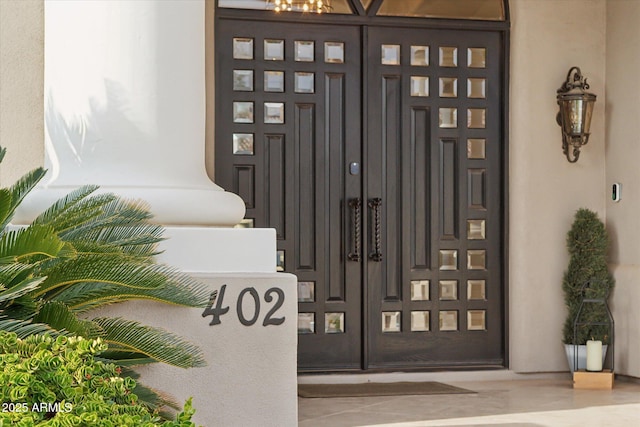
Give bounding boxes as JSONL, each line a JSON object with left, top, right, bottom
{"left": 562, "top": 208, "right": 615, "bottom": 344}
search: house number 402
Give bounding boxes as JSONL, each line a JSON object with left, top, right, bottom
{"left": 202, "top": 285, "right": 285, "bottom": 327}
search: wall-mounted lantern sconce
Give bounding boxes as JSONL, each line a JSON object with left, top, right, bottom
{"left": 556, "top": 67, "right": 597, "bottom": 163}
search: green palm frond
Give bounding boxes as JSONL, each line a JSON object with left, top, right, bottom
{"left": 31, "top": 184, "right": 100, "bottom": 229}
{"left": 65, "top": 224, "right": 165, "bottom": 257}
{"left": 0, "top": 263, "right": 34, "bottom": 284}
{"left": 97, "top": 350, "right": 158, "bottom": 367}
{"left": 59, "top": 198, "right": 154, "bottom": 237}
{"left": 0, "top": 167, "right": 47, "bottom": 231}
{"left": 93, "top": 317, "right": 206, "bottom": 369}
{"left": 35, "top": 192, "right": 118, "bottom": 235}
{"left": 0, "top": 316, "right": 63, "bottom": 338}
{"left": 33, "top": 301, "right": 103, "bottom": 337}
{"left": 0, "top": 189, "right": 12, "bottom": 230}
{"left": 53, "top": 278, "right": 210, "bottom": 312}
{"left": 0, "top": 224, "right": 66, "bottom": 262}
{"left": 33, "top": 255, "right": 184, "bottom": 296}
{"left": 0, "top": 146, "right": 6, "bottom": 163}
{"left": 0, "top": 276, "right": 46, "bottom": 303}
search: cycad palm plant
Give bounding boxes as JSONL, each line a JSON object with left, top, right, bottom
{"left": 0, "top": 146, "right": 209, "bottom": 407}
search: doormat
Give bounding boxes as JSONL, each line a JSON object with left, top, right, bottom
{"left": 298, "top": 381, "right": 475, "bottom": 398}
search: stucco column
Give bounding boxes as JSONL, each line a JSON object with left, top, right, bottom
{"left": 15, "top": 0, "right": 244, "bottom": 226}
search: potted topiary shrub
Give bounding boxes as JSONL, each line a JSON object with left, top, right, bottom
{"left": 562, "top": 208, "right": 615, "bottom": 371}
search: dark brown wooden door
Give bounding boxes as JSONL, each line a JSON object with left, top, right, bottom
{"left": 365, "top": 27, "right": 504, "bottom": 368}
{"left": 215, "top": 20, "right": 505, "bottom": 371}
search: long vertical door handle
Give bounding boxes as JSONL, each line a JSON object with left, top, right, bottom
{"left": 368, "top": 198, "right": 382, "bottom": 262}
{"left": 347, "top": 198, "right": 361, "bottom": 262}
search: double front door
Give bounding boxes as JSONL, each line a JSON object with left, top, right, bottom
{"left": 215, "top": 19, "right": 505, "bottom": 371}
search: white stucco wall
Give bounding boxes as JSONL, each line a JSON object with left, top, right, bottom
{"left": 1, "top": 0, "right": 638, "bottom": 378}
{"left": 0, "top": 0, "right": 44, "bottom": 185}
{"left": 605, "top": 0, "right": 640, "bottom": 378}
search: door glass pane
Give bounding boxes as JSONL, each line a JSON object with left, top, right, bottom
{"left": 264, "top": 102, "right": 285, "bottom": 124}
{"left": 439, "top": 249, "right": 458, "bottom": 270}
{"left": 233, "top": 101, "right": 254, "bottom": 123}
{"left": 233, "top": 133, "right": 254, "bottom": 155}
{"left": 298, "top": 313, "right": 315, "bottom": 334}
{"left": 439, "top": 47, "right": 457, "bottom": 67}
{"left": 381, "top": 44, "right": 401, "bottom": 65}
{"left": 264, "top": 71, "right": 285, "bottom": 92}
{"left": 439, "top": 280, "right": 458, "bottom": 300}
{"left": 467, "top": 280, "right": 486, "bottom": 300}
{"left": 233, "top": 70, "right": 254, "bottom": 91}
{"left": 467, "top": 138, "right": 486, "bottom": 159}
{"left": 467, "top": 219, "right": 486, "bottom": 239}
{"left": 410, "top": 76, "right": 429, "bottom": 97}
{"left": 411, "top": 46, "right": 429, "bottom": 66}
{"left": 411, "top": 311, "right": 430, "bottom": 331}
{"left": 276, "top": 250, "right": 285, "bottom": 271}
{"left": 467, "top": 310, "right": 486, "bottom": 330}
{"left": 264, "top": 39, "right": 284, "bottom": 61}
{"left": 467, "top": 250, "right": 486, "bottom": 270}
{"left": 468, "top": 108, "right": 486, "bottom": 128}
{"left": 233, "top": 37, "right": 253, "bottom": 60}
{"left": 439, "top": 77, "right": 458, "bottom": 98}
{"left": 295, "top": 72, "right": 315, "bottom": 93}
{"left": 295, "top": 41, "right": 315, "bottom": 62}
{"left": 298, "top": 281, "right": 315, "bottom": 302}
{"left": 360, "top": 0, "right": 374, "bottom": 10}
{"left": 468, "top": 47, "right": 487, "bottom": 68}
{"left": 439, "top": 108, "right": 457, "bottom": 128}
{"left": 382, "top": 312, "right": 401, "bottom": 332}
{"left": 468, "top": 78, "right": 486, "bottom": 98}
{"left": 377, "top": 0, "right": 505, "bottom": 20}
{"left": 325, "top": 313, "right": 345, "bottom": 333}
{"left": 234, "top": 218, "right": 254, "bottom": 229}
{"left": 324, "top": 42, "right": 345, "bottom": 63}
{"left": 439, "top": 311, "right": 458, "bottom": 331}
{"left": 411, "top": 280, "right": 430, "bottom": 301}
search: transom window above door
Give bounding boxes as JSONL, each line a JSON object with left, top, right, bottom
{"left": 217, "top": 0, "right": 507, "bottom": 20}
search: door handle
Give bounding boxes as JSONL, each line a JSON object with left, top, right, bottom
{"left": 348, "top": 198, "right": 361, "bottom": 262}
{"left": 368, "top": 198, "right": 382, "bottom": 262}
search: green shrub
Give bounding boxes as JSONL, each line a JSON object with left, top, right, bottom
{"left": 0, "top": 331, "right": 200, "bottom": 427}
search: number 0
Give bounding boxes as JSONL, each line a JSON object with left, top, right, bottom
{"left": 237, "top": 287, "right": 260, "bottom": 326}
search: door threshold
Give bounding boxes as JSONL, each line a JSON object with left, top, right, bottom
{"left": 298, "top": 370, "right": 568, "bottom": 384}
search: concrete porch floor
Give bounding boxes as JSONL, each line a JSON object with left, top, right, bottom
{"left": 298, "top": 374, "right": 640, "bottom": 426}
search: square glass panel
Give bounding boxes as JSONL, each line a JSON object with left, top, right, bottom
{"left": 439, "top": 280, "right": 458, "bottom": 301}
{"left": 468, "top": 108, "right": 486, "bottom": 128}
{"left": 325, "top": 312, "right": 345, "bottom": 334}
{"left": 234, "top": 218, "right": 254, "bottom": 229}
{"left": 439, "top": 46, "right": 458, "bottom": 67}
{"left": 410, "top": 280, "right": 430, "bottom": 301}
{"left": 411, "top": 311, "right": 430, "bottom": 332}
{"left": 233, "top": 70, "right": 254, "bottom": 91}
{"left": 382, "top": 311, "right": 401, "bottom": 333}
{"left": 468, "top": 48, "right": 486, "bottom": 68}
{"left": 467, "top": 250, "right": 486, "bottom": 270}
{"left": 410, "top": 76, "right": 429, "bottom": 97}
{"left": 233, "top": 133, "right": 254, "bottom": 155}
{"left": 439, "top": 310, "right": 458, "bottom": 331}
{"left": 264, "top": 39, "right": 284, "bottom": 61}
{"left": 233, "top": 37, "right": 253, "bottom": 60}
{"left": 467, "top": 219, "right": 486, "bottom": 240}
{"left": 264, "top": 71, "right": 284, "bottom": 92}
{"left": 298, "top": 281, "right": 315, "bottom": 302}
{"left": 324, "top": 42, "right": 344, "bottom": 63}
{"left": 467, "top": 280, "right": 486, "bottom": 300}
{"left": 295, "top": 41, "right": 314, "bottom": 62}
{"left": 439, "top": 108, "right": 457, "bottom": 128}
{"left": 439, "top": 249, "right": 458, "bottom": 270}
{"left": 294, "top": 72, "right": 315, "bottom": 93}
{"left": 233, "top": 101, "right": 254, "bottom": 123}
{"left": 276, "top": 250, "right": 285, "bottom": 272}
{"left": 298, "top": 313, "right": 315, "bottom": 334}
{"left": 439, "top": 77, "right": 458, "bottom": 98}
{"left": 410, "top": 45, "right": 429, "bottom": 66}
{"left": 381, "top": 44, "right": 401, "bottom": 65}
{"left": 264, "top": 102, "right": 285, "bottom": 124}
{"left": 467, "top": 138, "right": 486, "bottom": 159}
{"left": 468, "top": 78, "right": 486, "bottom": 98}
{"left": 468, "top": 310, "right": 486, "bottom": 331}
